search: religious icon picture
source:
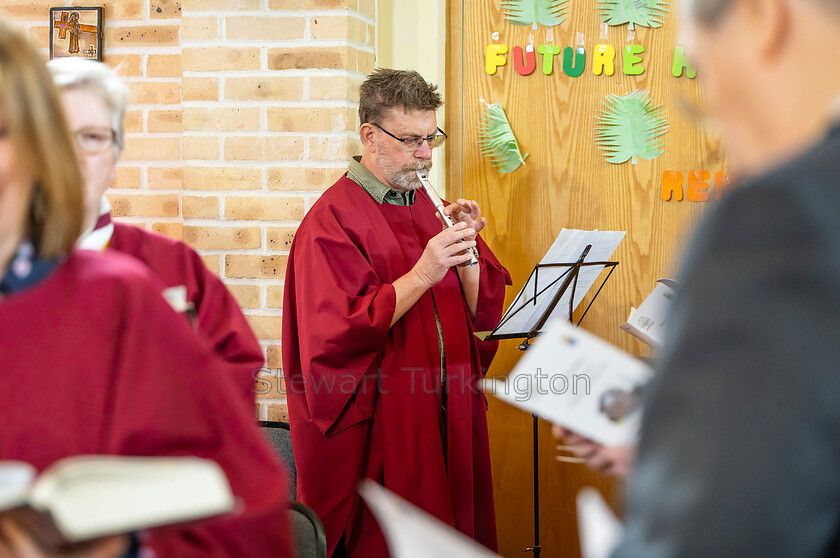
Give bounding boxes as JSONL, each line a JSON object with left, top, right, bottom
{"left": 49, "top": 7, "right": 103, "bottom": 61}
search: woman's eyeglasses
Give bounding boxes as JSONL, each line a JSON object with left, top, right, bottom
{"left": 74, "top": 127, "right": 117, "bottom": 154}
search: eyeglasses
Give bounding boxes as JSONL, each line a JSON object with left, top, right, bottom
{"left": 74, "top": 127, "right": 117, "bottom": 154}
{"left": 372, "top": 123, "right": 448, "bottom": 150}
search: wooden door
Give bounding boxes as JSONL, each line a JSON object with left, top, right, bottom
{"left": 446, "top": 1, "right": 725, "bottom": 556}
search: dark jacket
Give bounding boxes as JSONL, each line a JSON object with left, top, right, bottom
{"left": 614, "top": 125, "right": 840, "bottom": 557}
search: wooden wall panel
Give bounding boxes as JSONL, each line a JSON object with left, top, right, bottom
{"left": 446, "top": 1, "right": 726, "bottom": 556}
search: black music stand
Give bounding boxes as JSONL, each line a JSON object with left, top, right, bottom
{"left": 485, "top": 245, "right": 619, "bottom": 558}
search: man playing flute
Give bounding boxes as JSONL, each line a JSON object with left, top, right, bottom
{"left": 283, "top": 68, "right": 511, "bottom": 558}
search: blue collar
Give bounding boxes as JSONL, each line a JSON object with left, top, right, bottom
{"left": 0, "top": 241, "right": 60, "bottom": 296}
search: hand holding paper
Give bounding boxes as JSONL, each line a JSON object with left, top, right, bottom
{"left": 554, "top": 426, "right": 635, "bottom": 477}
{"left": 483, "top": 320, "right": 653, "bottom": 446}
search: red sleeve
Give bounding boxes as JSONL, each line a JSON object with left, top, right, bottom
{"left": 284, "top": 207, "right": 396, "bottom": 436}
{"left": 104, "top": 277, "right": 293, "bottom": 558}
{"left": 109, "top": 225, "right": 265, "bottom": 397}
{"left": 473, "top": 234, "right": 513, "bottom": 375}
{"left": 187, "top": 247, "right": 265, "bottom": 390}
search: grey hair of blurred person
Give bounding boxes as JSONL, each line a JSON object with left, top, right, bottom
{"left": 684, "top": 0, "right": 840, "bottom": 25}
{"left": 683, "top": 0, "right": 734, "bottom": 24}
{"left": 46, "top": 57, "right": 129, "bottom": 153}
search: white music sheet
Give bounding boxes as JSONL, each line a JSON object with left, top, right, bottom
{"left": 493, "top": 229, "right": 625, "bottom": 337}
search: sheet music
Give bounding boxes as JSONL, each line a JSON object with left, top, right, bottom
{"left": 483, "top": 320, "right": 653, "bottom": 446}
{"left": 494, "top": 229, "right": 626, "bottom": 337}
{"left": 360, "top": 481, "right": 500, "bottom": 558}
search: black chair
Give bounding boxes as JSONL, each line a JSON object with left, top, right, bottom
{"left": 290, "top": 501, "right": 328, "bottom": 558}
{"left": 260, "top": 420, "right": 296, "bottom": 500}
{"left": 260, "top": 421, "right": 327, "bottom": 558}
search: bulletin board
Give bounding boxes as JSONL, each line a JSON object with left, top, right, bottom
{"left": 446, "top": 1, "right": 727, "bottom": 556}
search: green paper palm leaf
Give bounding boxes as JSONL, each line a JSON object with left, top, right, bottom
{"left": 477, "top": 104, "right": 528, "bottom": 174}
{"left": 599, "top": 0, "right": 669, "bottom": 28}
{"left": 595, "top": 90, "right": 668, "bottom": 165}
{"left": 501, "top": 0, "right": 568, "bottom": 29}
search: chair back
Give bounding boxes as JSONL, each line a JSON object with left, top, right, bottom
{"left": 260, "top": 421, "right": 296, "bottom": 500}
{"left": 289, "top": 501, "right": 328, "bottom": 558}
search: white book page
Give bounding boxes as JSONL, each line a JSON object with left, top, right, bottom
{"left": 0, "top": 461, "right": 36, "bottom": 511}
{"left": 29, "top": 456, "right": 234, "bottom": 542}
{"left": 360, "top": 481, "right": 500, "bottom": 558}
{"left": 577, "top": 488, "right": 624, "bottom": 558}
{"left": 484, "top": 320, "right": 653, "bottom": 446}
{"left": 620, "top": 280, "right": 677, "bottom": 350}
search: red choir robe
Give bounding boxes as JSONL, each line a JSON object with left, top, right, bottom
{"left": 81, "top": 211, "right": 264, "bottom": 398}
{"left": 0, "top": 250, "right": 293, "bottom": 557}
{"left": 283, "top": 175, "right": 512, "bottom": 557}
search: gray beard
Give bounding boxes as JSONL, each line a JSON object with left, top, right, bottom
{"left": 376, "top": 152, "right": 432, "bottom": 191}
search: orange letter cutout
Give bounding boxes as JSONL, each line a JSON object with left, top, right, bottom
{"left": 662, "top": 171, "right": 684, "bottom": 201}
{"left": 688, "top": 170, "right": 711, "bottom": 202}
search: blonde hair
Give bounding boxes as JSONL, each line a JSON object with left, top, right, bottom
{"left": 0, "top": 20, "right": 83, "bottom": 257}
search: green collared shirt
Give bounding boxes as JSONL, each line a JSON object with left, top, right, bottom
{"left": 345, "top": 157, "right": 447, "bottom": 393}
{"left": 347, "top": 156, "right": 416, "bottom": 206}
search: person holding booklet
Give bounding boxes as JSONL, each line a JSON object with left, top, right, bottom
{"left": 553, "top": 281, "right": 678, "bottom": 477}
{"left": 579, "top": 0, "right": 840, "bottom": 556}
{"left": 0, "top": 19, "right": 293, "bottom": 558}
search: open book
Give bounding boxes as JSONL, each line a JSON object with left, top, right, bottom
{"left": 0, "top": 455, "right": 234, "bottom": 548}
{"left": 483, "top": 320, "right": 654, "bottom": 446}
{"left": 619, "top": 279, "right": 678, "bottom": 350}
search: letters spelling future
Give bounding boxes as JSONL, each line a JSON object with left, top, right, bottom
{"left": 485, "top": 44, "right": 697, "bottom": 79}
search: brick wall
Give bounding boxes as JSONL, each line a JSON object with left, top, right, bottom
{"left": 3, "top": 0, "right": 376, "bottom": 422}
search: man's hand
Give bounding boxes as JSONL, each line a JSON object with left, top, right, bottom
{"left": 553, "top": 426, "right": 636, "bottom": 478}
{"left": 441, "top": 200, "right": 486, "bottom": 241}
{"left": 390, "top": 222, "right": 476, "bottom": 327}
{"left": 439, "top": 200, "right": 484, "bottom": 319}
{"left": 0, "top": 517, "right": 129, "bottom": 558}
{"left": 412, "top": 222, "right": 476, "bottom": 288}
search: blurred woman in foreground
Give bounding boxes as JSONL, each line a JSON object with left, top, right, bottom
{"left": 0, "top": 19, "right": 293, "bottom": 558}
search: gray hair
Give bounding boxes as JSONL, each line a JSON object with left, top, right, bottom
{"left": 683, "top": 0, "right": 734, "bottom": 24}
{"left": 46, "top": 57, "right": 129, "bottom": 152}
{"left": 685, "top": 0, "right": 840, "bottom": 25}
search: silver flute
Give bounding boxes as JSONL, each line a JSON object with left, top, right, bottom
{"left": 415, "top": 169, "right": 479, "bottom": 266}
